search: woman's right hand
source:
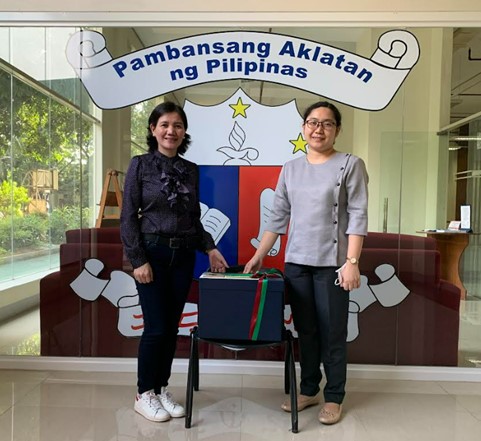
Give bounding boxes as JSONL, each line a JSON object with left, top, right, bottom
{"left": 244, "top": 255, "right": 263, "bottom": 274}
{"left": 243, "top": 231, "right": 279, "bottom": 274}
{"left": 133, "top": 262, "right": 153, "bottom": 284}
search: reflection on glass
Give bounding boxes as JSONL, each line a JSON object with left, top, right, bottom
{"left": 0, "top": 25, "right": 480, "bottom": 370}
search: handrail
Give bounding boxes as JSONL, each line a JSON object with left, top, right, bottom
{"left": 437, "top": 109, "right": 481, "bottom": 135}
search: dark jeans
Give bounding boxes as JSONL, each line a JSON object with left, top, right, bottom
{"left": 136, "top": 241, "right": 196, "bottom": 394}
{"left": 284, "top": 263, "right": 349, "bottom": 404}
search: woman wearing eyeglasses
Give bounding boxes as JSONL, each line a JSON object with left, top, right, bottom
{"left": 244, "top": 101, "right": 368, "bottom": 425}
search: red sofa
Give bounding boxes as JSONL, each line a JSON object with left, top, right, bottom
{"left": 40, "top": 227, "right": 140, "bottom": 357}
{"left": 39, "top": 229, "right": 461, "bottom": 366}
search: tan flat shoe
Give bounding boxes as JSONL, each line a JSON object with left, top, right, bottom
{"left": 318, "top": 403, "right": 342, "bottom": 425}
{"left": 281, "top": 393, "right": 321, "bottom": 412}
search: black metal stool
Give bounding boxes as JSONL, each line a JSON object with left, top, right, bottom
{"left": 184, "top": 326, "right": 299, "bottom": 433}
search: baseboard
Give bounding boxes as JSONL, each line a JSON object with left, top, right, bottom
{"left": 0, "top": 278, "right": 41, "bottom": 322}
{"left": 0, "top": 296, "right": 39, "bottom": 323}
{"left": 0, "top": 356, "right": 480, "bottom": 382}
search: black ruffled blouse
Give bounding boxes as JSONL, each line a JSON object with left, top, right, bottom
{"left": 120, "top": 150, "right": 215, "bottom": 268}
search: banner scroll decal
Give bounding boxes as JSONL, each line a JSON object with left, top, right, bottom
{"left": 66, "top": 30, "right": 420, "bottom": 111}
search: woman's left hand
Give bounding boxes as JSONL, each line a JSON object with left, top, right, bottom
{"left": 339, "top": 263, "right": 361, "bottom": 292}
{"left": 207, "top": 248, "right": 229, "bottom": 273}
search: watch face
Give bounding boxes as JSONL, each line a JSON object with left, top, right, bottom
{"left": 349, "top": 257, "right": 358, "bottom": 264}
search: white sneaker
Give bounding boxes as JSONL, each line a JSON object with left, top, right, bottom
{"left": 158, "top": 387, "right": 185, "bottom": 418}
{"left": 134, "top": 390, "right": 171, "bottom": 422}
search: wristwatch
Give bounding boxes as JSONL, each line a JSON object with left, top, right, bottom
{"left": 346, "top": 257, "right": 358, "bottom": 264}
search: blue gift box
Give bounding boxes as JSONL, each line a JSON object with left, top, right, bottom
{"left": 198, "top": 271, "right": 285, "bottom": 342}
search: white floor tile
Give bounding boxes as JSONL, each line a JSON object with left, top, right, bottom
{"left": 1, "top": 368, "right": 481, "bottom": 441}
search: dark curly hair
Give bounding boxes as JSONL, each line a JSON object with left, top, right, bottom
{"left": 146, "top": 101, "right": 192, "bottom": 156}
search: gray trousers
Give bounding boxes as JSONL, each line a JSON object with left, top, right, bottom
{"left": 285, "top": 263, "right": 349, "bottom": 404}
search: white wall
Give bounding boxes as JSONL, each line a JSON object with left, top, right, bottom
{"left": 0, "top": 0, "right": 481, "bottom": 12}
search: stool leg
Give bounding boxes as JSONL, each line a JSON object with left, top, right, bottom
{"left": 185, "top": 330, "right": 197, "bottom": 428}
{"left": 193, "top": 337, "right": 199, "bottom": 391}
{"left": 288, "top": 335, "right": 298, "bottom": 433}
{"left": 284, "top": 339, "right": 291, "bottom": 395}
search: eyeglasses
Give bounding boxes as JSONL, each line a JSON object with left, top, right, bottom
{"left": 304, "top": 119, "right": 337, "bottom": 130}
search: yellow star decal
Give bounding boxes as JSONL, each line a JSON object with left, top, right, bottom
{"left": 229, "top": 97, "right": 251, "bottom": 118}
{"left": 290, "top": 133, "right": 308, "bottom": 154}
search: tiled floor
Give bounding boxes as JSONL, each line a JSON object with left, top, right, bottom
{"left": 1, "top": 369, "right": 481, "bottom": 440}
{"left": 0, "top": 301, "right": 480, "bottom": 439}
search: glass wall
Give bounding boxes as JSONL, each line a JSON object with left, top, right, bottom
{"left": 456, "top": 117, "right": 481, "bottom": 297}
{"left": 0, "top": 28, "right": 98, "bottom": 287}
{"left": 0, "top": 25, "right": 480, "bottom": 369}
{"left": 446, "top": 116, "right": 481, "bottom": 367}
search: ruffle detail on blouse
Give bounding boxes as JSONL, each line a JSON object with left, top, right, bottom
{"left": 156, "top": 155, "right": 191, "bottom": 209}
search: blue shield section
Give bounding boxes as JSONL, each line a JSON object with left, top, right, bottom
{"left": 195, "top": 166, "right": 239, "bottom": 278}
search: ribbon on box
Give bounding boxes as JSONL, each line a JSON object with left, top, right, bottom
{"left": 248, "top": 269, "right": 283, "bottom": 340}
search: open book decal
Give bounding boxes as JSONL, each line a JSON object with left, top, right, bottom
{"left": 200, "top": 202, "right": 231, "bottom": 245}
